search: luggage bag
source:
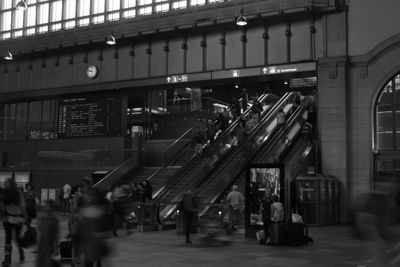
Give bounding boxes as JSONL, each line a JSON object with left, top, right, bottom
{"left": 270, "top": 222, "right": 287, "bottom": 245}
{"left": 59, "top": 239, "right": 72, "bottom": 261}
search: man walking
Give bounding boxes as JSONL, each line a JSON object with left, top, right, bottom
{"left": 226, "top": 185, "right": 244, "bottom": 231}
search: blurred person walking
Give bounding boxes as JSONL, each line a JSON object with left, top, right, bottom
{"left": 77, "top": 177, "right": 111, "bottom": 267}
{"left": 353, "top": 182, "right": 397, "bottom": 267}
{"left": 36, "top": 200, "right": 59, "bottom": 267}
{"left": 111, "top": 183, "right": 131, "bottom": 236}
{"left": 0, "top": 178, "right": 27, "bottom": 266}
{"left": 226, "top": 185, "right": 244, "bottom": 231}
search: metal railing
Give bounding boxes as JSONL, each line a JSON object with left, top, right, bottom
{"left": 122, "top": 200, "right": 245, "bottom": 233}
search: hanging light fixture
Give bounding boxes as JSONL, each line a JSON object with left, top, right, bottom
{"left": 236, "top": 8, "right": 247, "bottom": 26}
{"left": 106, "top": 33, "right": 116, "bottom": 45}
{"left": 15, "top": 0, "right": 28, "bottom": 11}
{"left": 284, "top": 80, "right": 288, "bottom": 85}
{"left": 4, "top": 51, "right": 13, "bottom": 61}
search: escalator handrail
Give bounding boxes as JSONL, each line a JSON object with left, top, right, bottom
{"left": 93, "top": 150, "right": 142, "bottom": 190}
{"left": 258, "top": 98, "right": 312, "bottom": 164}
{"left": 162, "top": 127, "right": 194, "bottom": 165}
{"left": 155, "top": 93, "right": 276, "bottom": 202}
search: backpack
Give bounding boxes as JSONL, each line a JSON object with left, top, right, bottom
{"left": 287, "top": 223, "right": 313, "bottom": 246}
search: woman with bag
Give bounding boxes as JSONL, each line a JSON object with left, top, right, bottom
{"left": 24, "top": 183, "right": 37, "bottom": 226}
{"left": 0, "top": 178, "right": 28, "bottom": 267}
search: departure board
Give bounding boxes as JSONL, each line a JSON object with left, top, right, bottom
{"left": 58, "top": 93, "right": 121, "bottom": 138}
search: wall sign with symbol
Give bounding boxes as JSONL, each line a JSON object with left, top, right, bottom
{"left": 167, "top": 74, "right": 188, "bottom": 83}
{"left": 261, "top": 62, "right": 316, "bottom": 75}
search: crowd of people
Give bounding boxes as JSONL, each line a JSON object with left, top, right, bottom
{"left": 0, "top": 176, "right": 155, "bottom": 267}
{"left": 192, "top": 92, "right": 266, "bottom": 156}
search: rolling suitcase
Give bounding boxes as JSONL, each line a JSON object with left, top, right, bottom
{"left": 287, "top": 223, "right": 306, "bottom": 246}
{"left": 59, "top": 238, "right": 72, "bottom": 261}
{"left": 270, "top": 222, "right": 287, "bottom": 245}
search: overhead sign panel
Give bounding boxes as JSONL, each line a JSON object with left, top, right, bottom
{"left": 261, "top": 62, "right": 316, "bottom": 75}
{"left": 58, "top": 93, "right": 121, "bottom": 138}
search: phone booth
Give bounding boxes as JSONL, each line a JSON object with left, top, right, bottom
{"left": 295, "top": 175, "right": 340, "bottom": 226}
{"left": 245, "top": 164, "right": 284, "bottom": 238}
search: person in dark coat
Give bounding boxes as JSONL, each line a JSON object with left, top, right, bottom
{"left": 1, "top": 178, "right": 27, "bottom": 266}
{"left": 180, "top": 190, "right": 199, "bottom": 244}
{"left": 241, "top": 88, "right": 248, "bottom": 113}
{"left": 143, "top": 180, "right": 153, "bottom": 201}
{"left": 261, "top": 188, "right": 273, "bottom": 245}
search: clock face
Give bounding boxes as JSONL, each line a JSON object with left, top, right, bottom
{"left": 87, "top": 65, "right": 98, "bottom": 79}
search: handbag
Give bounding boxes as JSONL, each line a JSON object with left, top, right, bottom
{"left": 291, "top": 213, "right": 303, "bottom": 223}
{"left": 256, "top": 230, "right": 265, "bottom": 241}
{"left": 19, "top": 225, "right": 38, "bottom": 248}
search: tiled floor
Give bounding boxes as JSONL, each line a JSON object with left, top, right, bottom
{"left": 0, "top": 214, "right": 395, "bottom": 267}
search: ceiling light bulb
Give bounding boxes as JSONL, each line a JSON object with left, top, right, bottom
{"left": 4, "top": 51, "right": 13, "bottom": 61}
{"left": 106, "top": 34, "right": 116, "bottom": 45}
{"left": 16, "top": 0, "right": 28, "bottom": 11}
{"left": 235, "top": 84, "right": 239, "bottom": 89}
{"left": 284, "top": 80, "right": 288, "bottom": 85}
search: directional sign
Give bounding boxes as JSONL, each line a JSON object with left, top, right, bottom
{"left": 261, "top": 62, "right": 316, "bottom": 75}
{"left": 167, "top": 74, "right": 189, "bottom": 83}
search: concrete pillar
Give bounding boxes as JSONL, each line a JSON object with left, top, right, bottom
{"left": 317, "top": 56, "right": 349, "bottom": 222}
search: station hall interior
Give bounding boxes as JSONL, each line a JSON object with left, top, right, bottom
{"left": 1, "top": 0, "right": 400, "bottom": 265}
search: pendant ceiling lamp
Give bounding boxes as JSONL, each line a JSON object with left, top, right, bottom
{"left": 4, "top": 51, "right": 13, "bottom": 61}
{"left": 106, "top": 33, "right": 116, "bottom": 45}
{"left": 16, "top": 0, "right": 28, "bottom": 11}
{"left": 236, "top": 8, "right": 247, "bottom": 26}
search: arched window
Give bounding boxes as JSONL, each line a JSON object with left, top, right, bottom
{"left": 374, "top": 74, "right": 400, "bottom": 189}
{"left": 375, "top": 74, "right": 400, "bottom": 151}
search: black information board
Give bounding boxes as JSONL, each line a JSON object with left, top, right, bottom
{"left": 58, "top": 93, "right": 121, "bottom": 138}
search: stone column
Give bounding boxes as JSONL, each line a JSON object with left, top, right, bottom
{"left": 317, "top": 56, "right": 349, "bottom": 223}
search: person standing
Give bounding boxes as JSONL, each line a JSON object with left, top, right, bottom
{"left": 143, "top": 180, "right": 153, "bottom": 201}
{"left": 261, "top": 188, "right": 273, "bottom": 245}
{"left": 193, "top": 127, "right": 204, "bottom": 156}
{"left": 24, "top": 183, "right": 37, "bottom": 226}
{"left": 240, "top": 88, "right": 248, "bottom": 113}
{"left": 205, "top": 119, "right": 216, "bottom": 143}
{"left": 251, "top": 99, "right": 263, "bottom": 121}
{"left": 61, "top": 182, "right": 72, "bottom": 216}
{"left": 270, "top": 194, "right": 284, "bottom": 223}
{"left": 180, "top": 190, "right": 199, "bottom": 244}
{"left": 0, "top": 178, "right": 27, "bottom": 266}
{"left": 276, "top": 108, "right": 286, "bottom": 128}
{"left": 226, "top": 185, "right": 244, "bottom": 231}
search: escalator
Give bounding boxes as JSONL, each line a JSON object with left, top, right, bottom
{"left": 195, "top": 95, "right": 312, "bottom": 215}
{"left": 155, "top": 93, "right": 278, "bottom": 205}
{"left": 93, "top": 94, "right": 273, "bottom": 194}
{"left": 158, "top": 92, "right": 299, "bottom": 221}
{"left": 141, "top": 94, "right": 273, "bottom": 199}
